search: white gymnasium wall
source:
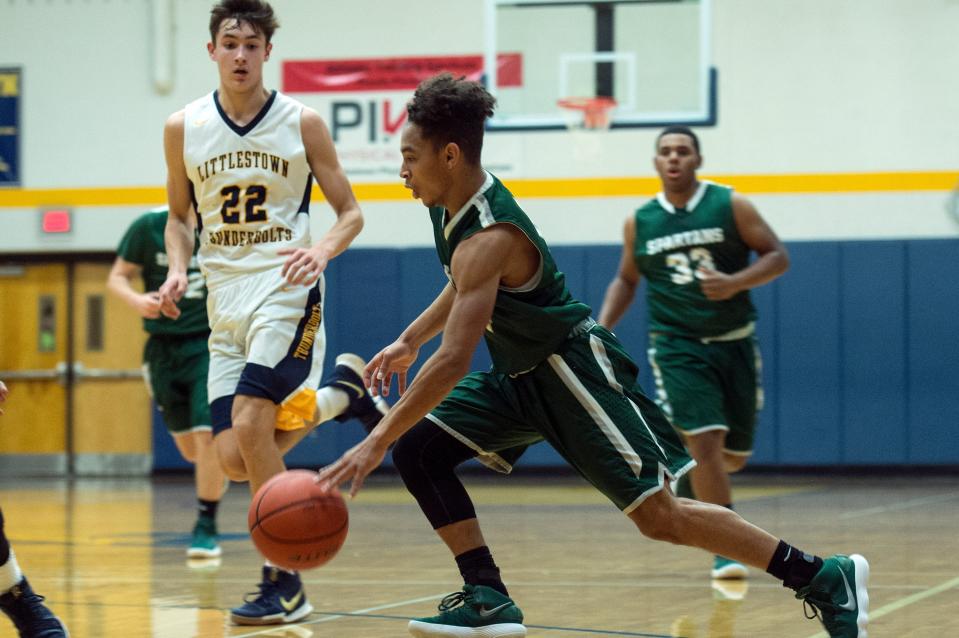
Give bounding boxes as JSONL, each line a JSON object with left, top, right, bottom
{"left": 0, "top": 0, "right": 957, "bottom": 252}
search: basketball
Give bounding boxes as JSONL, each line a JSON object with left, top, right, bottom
{"left": 248, "top": 469, "right": 349, "bottom": 571}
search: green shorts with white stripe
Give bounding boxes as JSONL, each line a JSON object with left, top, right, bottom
{"left": 427, "top": 324, "right": 694, "bottom": 513}
{"left": 647, "top": 332, "right": 762, "bottom": 454}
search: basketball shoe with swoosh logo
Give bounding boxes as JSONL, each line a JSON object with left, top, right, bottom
{"left": 408, "top": 584, "right": 526, "bottom": 638}
{"left": 230, "top": 566, "right": 313, "bottom": 626}
{"left": 795, "top": 554, "right": 869, "bottom": 637}
{"left": 0, "top": 577, "right": 68, "bottom": 637}
{"left": 323, "top": 353, "right": 389, "bottom": 434}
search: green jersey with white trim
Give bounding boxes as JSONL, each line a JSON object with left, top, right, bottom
{"left": 117, "top": 209, "right": 209, "bottom": 336}
{"left": 632, "top": 181, "right": 755, "bottom": 338}
{"left": 430, "top": 172, "right": 591, "bottom": 375}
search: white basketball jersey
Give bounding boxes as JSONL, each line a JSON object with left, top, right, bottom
{"left": 183, "top": 90, "right": 313, "bottom": 290}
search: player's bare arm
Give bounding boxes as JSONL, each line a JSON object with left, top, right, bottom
{"left": 364, "top": 282, "right": 456, "bottom": 397}
{"left": 107, "top": 258, "right": 161, "bottom": 319}
{"left": 697, "top": 194, "right": 789, "bottom": 300}
{"left": 318, "top": 225, "right": 523, "bottom": 496}
{"left": 0, "top": 379, "right": 8, "bottom": 415}
{"left": 278, "top": 108, "right": 364, "bottom": 286}
{"left": 158, "top": 110, "right": 195, "bottom": 318}
{"left": 598, "top": 215, "right": 642, "bottom": 329}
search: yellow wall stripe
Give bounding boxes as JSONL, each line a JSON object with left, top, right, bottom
{"left": 0, "top": 171, "right": 955, "bottom": 208}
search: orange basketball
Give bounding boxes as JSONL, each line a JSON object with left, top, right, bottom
{"left": 248, "top": 469, "right": 349, "bottom": 571}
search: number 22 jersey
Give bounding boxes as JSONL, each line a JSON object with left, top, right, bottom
{"left": 183, "top": 90, "right": 313, "bottom": 290}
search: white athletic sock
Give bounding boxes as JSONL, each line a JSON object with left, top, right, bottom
{"left": 315, "top": 386, "right": 349, "bottom": 423}
{"left": 0, "top": 549, "right": 23, "bottom": 592}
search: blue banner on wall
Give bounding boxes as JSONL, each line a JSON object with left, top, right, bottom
{"left": 0, "top": 68, "right": 21, "bottom": 187}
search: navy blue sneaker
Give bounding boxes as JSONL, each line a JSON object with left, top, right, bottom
{"left": 0, "top": 577, "right": 68, "bottom": 637}
{"left": 230, "top": 566, "right": 313, "bottom": 626}
{"left": 323, "top": 353, "right": 389, "bottom": 433}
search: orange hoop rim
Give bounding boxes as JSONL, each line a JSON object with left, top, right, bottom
{"left": 556, "top": 96, "right": 618, "bottom": 112}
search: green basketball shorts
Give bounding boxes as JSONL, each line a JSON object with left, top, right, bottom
{"left": 646, "top": 332, "right": 762, "bottom": 455}
{"left": 427, "top": 323, "right": 694, "bottom": 514}
{"left": 143, "top": 333, "right": 212, "bottom": 434}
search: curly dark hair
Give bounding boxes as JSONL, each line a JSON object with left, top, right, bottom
{"left": 209, "top": 0, "right": 279, "bottom": 44}
{"left": 407, "top": 73, "right": 497, "bottom": 165}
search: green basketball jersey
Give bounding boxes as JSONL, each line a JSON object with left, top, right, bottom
{"left": 430, "top": 173, "right": 591, "bottom": 374}
{"left": 116, "top": 209, "right": 209, "bottom": 336}
{"left": 633, "top": 181, "right": 755, "bottom": 338}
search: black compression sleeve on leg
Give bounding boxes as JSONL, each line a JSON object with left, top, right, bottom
{"left": 392, "top": 419, "right": 479, "bottom": 530}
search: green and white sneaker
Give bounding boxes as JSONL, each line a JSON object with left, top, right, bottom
{"left": 187, "top": 517, "right": 222, "bottom": 558}
{"left": 711, "top": 555, "right": 748, "bottom": 580}
{"left": 408, "top": 585, "right": 526, "bottom": 638}
{"left": 796, "top": 554, "right": 869, "bottom": 638}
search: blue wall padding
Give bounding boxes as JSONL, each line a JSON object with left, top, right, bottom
{"left": 153, "top": 239, "right": 959, "bottom": 470}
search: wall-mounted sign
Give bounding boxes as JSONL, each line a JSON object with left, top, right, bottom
{"left": 0, "top": 68, "right": 21, "bottom": 187}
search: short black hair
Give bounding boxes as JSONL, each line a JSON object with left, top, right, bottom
{"left": 406, "top": 73, "right": 496, "bottom": 165}
{"left": 656, "top": 125, "right": 700, "bottom": 154}
{"left": 209, "top": 0, "right": 278, "bottom": 44}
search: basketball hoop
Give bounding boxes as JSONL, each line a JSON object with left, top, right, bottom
{"left": 557, "top": 96, "right": 617, "bottom": 131}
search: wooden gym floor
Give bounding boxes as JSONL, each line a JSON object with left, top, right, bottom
{"left": 1, "top": 472, "right": 956, "bottom": 637}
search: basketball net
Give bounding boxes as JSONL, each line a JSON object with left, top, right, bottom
{"left": 557, "top": 97, "right": 616, "bottom": 161}
{"left": 557, "top": 96, "right": 617, "bottom": 131}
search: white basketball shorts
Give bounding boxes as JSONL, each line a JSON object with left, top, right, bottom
{"left": 206, "top": 268, "right": 326, "bottom": 434}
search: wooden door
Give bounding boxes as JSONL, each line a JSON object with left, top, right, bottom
{"left": 71, "top": 262, "right": 151, "bottom": 475}
{"left": 0, "top": 263, "right": 69, "bottom": 475}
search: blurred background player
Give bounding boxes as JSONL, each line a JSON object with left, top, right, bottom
{"left": 599, "top": 125, "right": 789, "bottom": 580}
{"left": 0, "top": 380, "right": 68, "bottom": 638}
{"left": 158, "top": 0, "right": 386, "bottom": 626}
{"left": 108, "top": 205, "right": 227, "bottom": 560}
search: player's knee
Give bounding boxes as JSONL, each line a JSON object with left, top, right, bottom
{"left": 232, "top": 416, "right": 268, "bottom": 452}
{"left": 392, "top": 428, "right": 431, "bottom": 487}
{"left": 635, "top": 513, "right": 684, "bottom": 543}
{"left": 214, "top": 432, "right": 248, "bottom": 481}
{"left": 684, "top": 431, "right": 726, "bottom": 463}
{"left": 173, "top": 434, "right": 197, "bottom": 464}
{"left": 392, "top": 420, "right": 464, "bottom": 492}
{"left": 723, "top": 453, "right": 749, "bottom": 473}
{"left": 218, "top": 450, "right": 248, "bottom": 482}
{"left": 629, "top": 493, "right": 685, "bottom": 544}
{"left": 222, "top": 464, "right": 248, "bottom": 482}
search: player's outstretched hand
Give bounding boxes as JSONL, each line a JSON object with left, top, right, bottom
{"left": 0, "top": 379, "right": 8, "bottom": 415}
{"left": 279, "top": 246, "right": 329, "bottom": 286}
{"left": 316, "top": 436, "right": 390, "bottom": 499}
{"left": 364, "top": 340, "right": 420, "bottom": 397}
{"left": 158, "top": 272, "right": 187, "bottom": 319}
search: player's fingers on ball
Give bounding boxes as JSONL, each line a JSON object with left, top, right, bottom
{"left": 349, "top": 472, "right": 365, "bottom": 498}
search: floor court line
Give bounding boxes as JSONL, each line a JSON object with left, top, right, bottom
{"left": 238, "top": 598, "right": 674, "bottom": 637}
{"left": 838, "top": 492, "right": 959, "bottom": 520}
{"left": 304, "top": 611, "right": 675, "bottom": 637}
{"left": 803, "top": 574, "right": 959, "bottom": 638}
{"left": 233, "top": 592, "right": 449, "bottom": 635}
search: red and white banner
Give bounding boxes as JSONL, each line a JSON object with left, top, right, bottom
{"left": 283, "top": 53, "right": 522, "bottom": 93}
{"left": 281, "top": 54, "right": 523, "bottom": 179}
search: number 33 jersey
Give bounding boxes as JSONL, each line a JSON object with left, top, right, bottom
{"left": 183, "top": 90, "right": 313, "bottom": 290}
{"left": 632, "top": 180, "right": 756, "bottom": 339}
